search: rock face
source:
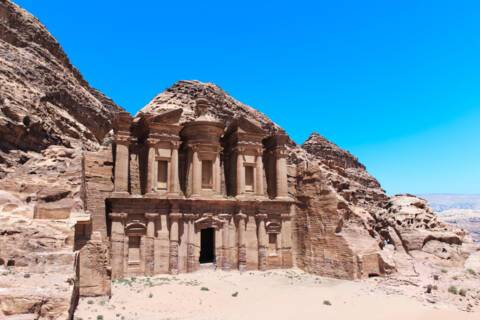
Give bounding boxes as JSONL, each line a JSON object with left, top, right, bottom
{"left": 0, "top": 213, "right": 77, "bottom": 319}
{"left": 141, "top": 80, "right": 283, "bottom": 135}
{"left": 0, "top": 0, "right": 121, "bottom": 177}
{"left": 0, "top": 0, "right": 121, "bottom": 318}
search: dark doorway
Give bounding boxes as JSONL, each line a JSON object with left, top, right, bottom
{"left": 200, "top": 228, "right": 215, "bottom": 263}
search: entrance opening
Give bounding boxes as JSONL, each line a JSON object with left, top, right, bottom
{"left": 200, "top": 228, "right": 215, "bottom": 264}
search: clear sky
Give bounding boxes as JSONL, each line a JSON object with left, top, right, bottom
{"left": 14, "top": 0, "right": 480, "bottom": 195}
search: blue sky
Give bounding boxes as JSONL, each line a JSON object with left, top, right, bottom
{"left": 14, "top": 0, "right": 480, "bottom": 195}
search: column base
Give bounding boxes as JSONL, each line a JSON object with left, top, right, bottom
{"left": 274, "top": 196, "right": 293, "bottom": 201}
{"left": 166, "top": 192, "right": 184, "bottom": 199}
{"left": 111, "top": 191, "right": 130, "bottom": 198}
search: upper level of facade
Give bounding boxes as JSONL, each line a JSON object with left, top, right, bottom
{"left": 111, "top": 97, "right": 291, "bottom": 201}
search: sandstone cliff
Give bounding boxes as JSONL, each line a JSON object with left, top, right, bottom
{"left": 0, "top": 0, "right": 121, "bottom": 177}
{"left": 0, "top": 1, "right": 120, "bottom": 318}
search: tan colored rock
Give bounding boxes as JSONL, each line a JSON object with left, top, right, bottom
{"left": 0, "top": 0, "right": 121, "bottom": 177}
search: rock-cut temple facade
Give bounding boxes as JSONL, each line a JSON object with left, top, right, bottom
{"left": 91, "top": 97, "right": 294, "bottom": 279}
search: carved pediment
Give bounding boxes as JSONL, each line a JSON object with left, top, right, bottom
{"left": 230, "top": 117, "right": 265, "bottom": 135}
{"left": 149, "top": 108, "right": 183, "bottom": 125}
{"left": 125, "top": 221, "right": 147, "bottom": 235}
{"left": 194, "top": 214, "right": 224, "bottom": 230}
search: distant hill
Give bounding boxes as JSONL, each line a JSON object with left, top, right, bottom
{"left": 420, "top": 194, "right": 480, "bottom": 243}
{"left": 419, "top": 194, "right": 480, "bottom": 212}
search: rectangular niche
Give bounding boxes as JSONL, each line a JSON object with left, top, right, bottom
{"left": 128, "top": 236, "right": 141, "bottom": 264}
{"left": 245, "top": 165, "right": 254, "bottom": 192}
{"left": 157, "top": 160, "right": 169, "bottom": 190}
{"left": 268, "top": 233, "right": 278, "bottom": 256}
{"left": 201, "top": 160, "right": 213, "bottom": 189}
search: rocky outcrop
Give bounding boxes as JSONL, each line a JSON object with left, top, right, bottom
{"left": 141, "top": 80, "right": 284, "bottom": 136}
{"left": 0, "top": 213, "right": 77, "bottom": 319}
{"left": 302, "top": 132, "right": 388, "bottom": 210}
{"left": 0, "top": 0, "right": 121, "bottom": 177}
{"left": 374, "top": 195, "right": 474, "bottom": 266}
{"left": 0, "top": 0, "right": 120, "bottom": 317}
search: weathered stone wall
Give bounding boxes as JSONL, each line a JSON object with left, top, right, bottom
{"left": 0, "top": 214, "right": 78, "bottom": 319}
{"left": 78, "top": 232, "right": 111, "bottom": 297}
{"left": 83, "top": 148, "right": 114, "bottom": 238}
{"left": 294, "top": 164, "right": 386, "bottom": 279}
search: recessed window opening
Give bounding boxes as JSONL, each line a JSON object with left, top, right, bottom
{"left": 202, "top": 160, "right": 213, "bottom": 189}
{"left": 128, "top": 236, "right": 141, "bottom": 264}
{"left": 268, "top": 233, "right": 278, "bottom": 255}
{"left": 157, "top": 160, "right": 169, "bottom": 190}
{"left": 245, "top": 165, "right": 254, "bottom": 192}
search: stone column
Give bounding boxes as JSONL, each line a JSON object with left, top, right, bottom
{"left": 255, "top": 150, "right": 264, "bottom": 196}
{"left": 275, "top": 148, "right": 289, "bottom": 199}
{"left": 236, "top": 148, "right": 245, "bottom": 196}
{"left": 114, "top": 136, "right": 130, "bottom": 194}
{"left": 220, "top": 214, "right": 231, "bottom": 271}
{"left": 185, "top": 214, "right": 196, "bottom": 273}
{"left": 169, "top": 141, "right": 181, "bottom": 195}
{"left": 169, "top": 210, "right": 182, "bottom": 274}
{"left": 144, "top": 213, "right": 158, "bottom": 276}
{"left": 145, "top": 138, "right": 158, "bottom": 194}
{"left": 214, "top": 152, "right": 222, "bottom": 194}
{"left": 256, "top": 213, "right": 268, "bottom": 271}
{"left": 235, "top": 211, "right": 247, "bottom": 272}
{"left": 110, "top": 212, "right": 127, "bottom": 279}
{"left": 191, "top": 146, "right": 201, "bottom": 197}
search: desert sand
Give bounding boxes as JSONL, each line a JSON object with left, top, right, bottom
{"left": 75, "top": 268, "right": 479, "bottom": 320}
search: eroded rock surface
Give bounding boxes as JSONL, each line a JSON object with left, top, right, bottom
{"left": 0, "top": 0, "right": 121, "bottom": 318}
{"left": 0, "top": 0, "right": 120, "bottom": 177}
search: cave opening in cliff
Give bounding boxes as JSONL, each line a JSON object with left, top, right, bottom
{"left": 200, "top": 228, "right": 215, "bottom": 264}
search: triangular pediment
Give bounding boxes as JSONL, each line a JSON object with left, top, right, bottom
{"left": 149, "top": 108, "right": 183, "bottom": 125}
{"left": 232, "top": 117, "right": 265, "bottom": 135}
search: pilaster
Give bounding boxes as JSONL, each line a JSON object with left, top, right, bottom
{"left": 114, "top": 136, "right": 130, "bottom": 195}
{"left": 168, "top": 141, "right": 181, "bottom": 196}
{"left": 235, "top": 211, "right": 247, "bottom": 271}
{"left": 144, "top": 213, "right": 158, "bottom": 276}
{"left": 169, "top": 209, "right": 182, "bottom": 275}
{"left": 191, "top": 146, "right": 201, "bottom": 197}
{"left": 256, "top": 213, "right": 268, "bottom": 271}
{"left": 145, "top": 138, "right": 159, "bottom": 195}
{"left": 110, "top": 212, "right": 127, "bottom": 279}
{"left": 236, "top": 148, "right": 245, "bottom": 196}
{"left": 184, "top": 213, "right": 196, "bottom": 272}
{"left": 274, "top": 147, "right": 289, "bottom": 199}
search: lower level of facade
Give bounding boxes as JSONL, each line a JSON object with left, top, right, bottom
{"left": 107, "top": 195, "right": 294, "bottom": 279}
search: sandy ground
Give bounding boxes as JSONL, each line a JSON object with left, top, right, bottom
{"left": 75, "top": 269, "right": 479, "bottom": 320}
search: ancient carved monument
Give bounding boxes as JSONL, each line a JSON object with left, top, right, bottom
{"left": 100, "top": 97, "right": 294, "bottom": 279}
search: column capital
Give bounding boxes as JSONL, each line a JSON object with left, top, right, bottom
{"left": 188, "top": 143, "right": 200, "bottom": 152}
{"left": 234, "top": 146, "right": 246, "bottom": 154}
{"left": 255, "top": 213, "right": 268, "bottom": 221}
{"left": 145, "top": 213, "right": 159, "bottom": 220}
{"left": 169, "top": 212, "right": 183, "bottom": 221}
{"left": 170, "top": 140, "right": 182, "bottom": 149}
{"left": 183, "top": 213, "right": 196, "bottom": 221}
{"left": 254, "top": 147, "right": 264, "bottom": 157}
{"left": 109, "top": 212, "right": 128, "bottom": 221}
{"left": 273, "top": 147, "right": 288, "bottom": 158}
{"left": 219, "top": 213, "right": 232, "bottom": 221}
{"left": 115, "top": 134, "right": 131, "bottom": 145}
{"left": 146, "top": 137, "right": 160, "bottom": 147}
{"left": 235, "top": 212, "right": 247, "bottom": 221}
